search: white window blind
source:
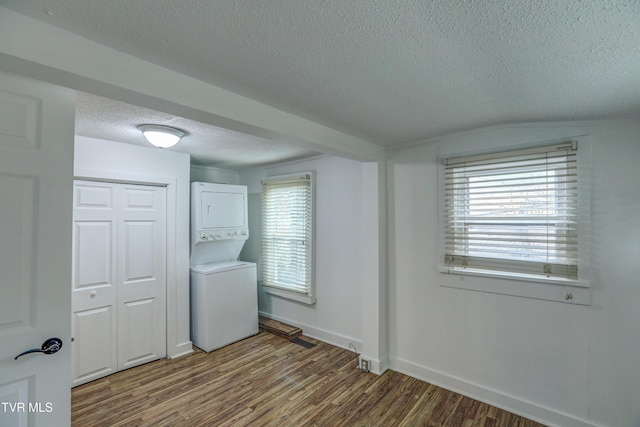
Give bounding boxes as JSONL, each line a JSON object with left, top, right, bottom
{"left": 443, "top": 141, "right": 578, "bottom": 281}
{"left": 262, "top": 172, "right": 314, "bottom": 298}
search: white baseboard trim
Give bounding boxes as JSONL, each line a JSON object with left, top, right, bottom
{"left": 392, "top": 358, "right": 598, "bottom": 427}
{"left": 258, "top": 311, "right": 362, "bottom": 353}
{"left": 169, "top": 341, "right": 194, "bottom": 359}
{"left": 377, "top": 357, "right": 390, "bottom": 375}
{"left": 360, "top": 356, "right": 390, "bottom": 376}
{"left": 258, "top": 312, "right": 393, "bottom": 375}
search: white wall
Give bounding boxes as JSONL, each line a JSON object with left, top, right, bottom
{"left": 240, "top": 156, "right": 370, "bottom": 350}
{"left": 387, "top": 120, "right": 640, "bottom": 427}
{"left": 74, "top": 136, "right": 193, "bottom": 358}
{"left": 190, "top": 164, "right": 239, "bottom": 184}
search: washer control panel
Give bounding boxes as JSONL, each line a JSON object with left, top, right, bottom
{"left": 197, "top": 227, "right": 249, "bottom": 242}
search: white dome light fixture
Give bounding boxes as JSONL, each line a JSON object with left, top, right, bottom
{"left": 138, "top": 124, "right": 186, "bottom": 148}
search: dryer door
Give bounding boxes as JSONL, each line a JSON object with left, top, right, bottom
{"left": 200, "top": 190, "right": 245, "bottom": 229}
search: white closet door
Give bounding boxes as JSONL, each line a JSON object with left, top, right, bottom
{"left": 72, "top": 181, "right": 167, "bottom": 385}
{"left": 117, "top": 184, "right": 167, "bottom": 370}
{"left": 71, "top": 181, "right": 118, "bottom": 386}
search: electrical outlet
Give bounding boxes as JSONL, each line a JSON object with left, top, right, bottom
{"left": 360, "top": 358, "right": 370, "bottom": 372}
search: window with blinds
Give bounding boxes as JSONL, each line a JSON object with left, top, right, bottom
{"left": 262, "top": 172, "right": 314, "bottom": 303}
{"left": 443, "top": 142, "right": 578, "bottom": 281}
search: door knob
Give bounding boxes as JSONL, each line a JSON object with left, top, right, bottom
{"left": 15, "top": 338, "right": 63, "bottom": 360}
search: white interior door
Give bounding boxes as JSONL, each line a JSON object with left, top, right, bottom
{"left": 0, "top": 72, "right": 75, "bottom": 426}
{"left": 71, "top": 181, "right": 118, "bottom": 386}
{"left": 117, "top": 184, "right": 167, "bottom": 370}
{"left": 72, "top": 181, "right": 166, "bottom": 385}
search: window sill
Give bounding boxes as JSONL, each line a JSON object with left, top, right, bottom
{"left": 439, "top": 267, "right": 590, "bottom": 305}
{"left": 262, "top": 285, "right": 316, "bottom": 305}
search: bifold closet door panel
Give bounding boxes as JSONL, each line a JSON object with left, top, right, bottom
{"left": 71, "top": 181, "right": 118, "bottom": 386}
{"left": 117, "top": 184, "right": 167, "bottom": 371}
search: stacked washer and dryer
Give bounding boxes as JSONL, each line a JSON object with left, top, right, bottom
{"left": 189, "top": 182, "right": 258, "bottom": 352}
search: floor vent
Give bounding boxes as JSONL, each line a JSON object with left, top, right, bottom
{"left": 290, "top": 337, "right": 317, "bottom": 349}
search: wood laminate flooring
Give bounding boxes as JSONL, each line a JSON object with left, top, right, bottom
{"left": 71, "top": 332, "right": 546, "bottom": 426}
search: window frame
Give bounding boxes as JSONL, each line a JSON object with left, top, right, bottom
{"left": 438, "top": 138, "right": 591, "bottom": 304}
{"left": 261, "top": 171, "right": 315, "bottom": 305}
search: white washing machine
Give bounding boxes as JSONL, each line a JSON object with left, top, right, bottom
{"left": 190, "top": 261, "right": 259, "bottom": 352}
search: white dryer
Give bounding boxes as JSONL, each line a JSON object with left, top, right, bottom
{"left": 190, "top": 261, "right": 259, "bottom": 352}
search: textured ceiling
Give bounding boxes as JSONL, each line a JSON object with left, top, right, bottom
{"left": 2, "top": 0, "right": 639, "bottom": 154}
{"left": 75, "top": 92, "right": 321, "bottom": 168}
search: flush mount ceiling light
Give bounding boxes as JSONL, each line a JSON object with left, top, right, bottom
{"left": 137, "top": 124, "right": 186, "bottom": 148}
